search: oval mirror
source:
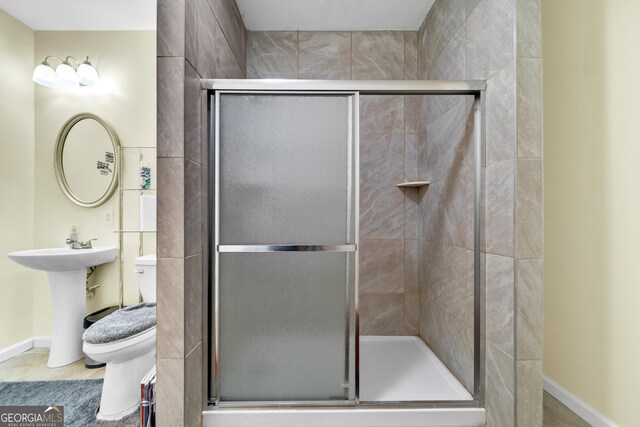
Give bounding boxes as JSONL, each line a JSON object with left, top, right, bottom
{"left": 54, "top": 113, "right": 120, "bottom": 208}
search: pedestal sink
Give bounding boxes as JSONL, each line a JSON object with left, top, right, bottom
{"left": 7, "top": 247, "right": 117, "bottom": 368}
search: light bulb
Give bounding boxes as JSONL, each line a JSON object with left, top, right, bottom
{"left": 56, "top": 61, "right": 79, "bottom": 87}
{"left": 32, "top": 62, "right": 58, "bottom": 88}
{"left": 77, "top": 59, "right": 99, "bottom": 86}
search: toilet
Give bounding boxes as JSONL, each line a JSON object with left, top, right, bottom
{"left": 83, "top": 254, "right": 157, "bottom": 420}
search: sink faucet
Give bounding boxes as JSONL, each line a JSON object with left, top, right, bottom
{"left": 66, "top": 238, "right": 97, "bottom": 249}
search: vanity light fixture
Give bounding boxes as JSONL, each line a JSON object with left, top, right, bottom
{"left": 32, "top": 56, "right": 100, "bottom": 88}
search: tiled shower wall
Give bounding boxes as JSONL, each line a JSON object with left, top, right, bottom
{"left": 155, "top": 1, "right": 541, "bottom": 424}
{"left": 246, "top": 31, "right": 421, "bottom": 335}
{"left": 156, "top": 0, "right": 246, "bottom": 425}
{"left": 417, "top": 0, "right": 543, "bottom": 426}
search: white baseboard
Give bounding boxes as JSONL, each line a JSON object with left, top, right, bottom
{"left": 0, "top": 336, "right": 52, "bottom": 363}
{"left": 0, "top": 338, "right": 33, "bottom": 363}
{"left": 544, "top": 376, "right": 618, "bottom": 427}
{"left": 32, "top": 336, "right": 52, "bottom": 348}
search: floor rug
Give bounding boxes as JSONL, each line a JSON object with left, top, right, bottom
{"left": 0, "top": 379, "right": 102, "bottom": 427}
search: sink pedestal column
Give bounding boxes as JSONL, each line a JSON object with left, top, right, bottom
{"left": 47, "top": 269, "right": 87, "bottom": 368}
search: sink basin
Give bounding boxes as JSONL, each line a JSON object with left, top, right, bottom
{"left": 6, "top": 246, "right": 117, "bottom": 368}
{"left": 7, "top": 247, "right": 117, "bottom": 272}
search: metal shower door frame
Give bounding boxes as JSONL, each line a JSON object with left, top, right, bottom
{"left": 211, "top": 90, "right": 359, "bottom": 406}
{"left": 205, "top": 79, "right": 487, "bottom": 410}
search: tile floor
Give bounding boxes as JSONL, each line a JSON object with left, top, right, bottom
{"left": 0, "top": 348, "right": 104, "bottom": 382}
{"left": 1, "top": 348, "right": 590, "bottom": 426}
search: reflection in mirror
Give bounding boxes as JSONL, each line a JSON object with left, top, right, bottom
{"left": 62, "top": 119, "right": 115, "bottom": 202}
{"left": 54, "top": 113, "right": 120, "bottom": 207}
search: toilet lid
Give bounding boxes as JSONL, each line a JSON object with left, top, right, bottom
{"left": 83, "top": 303, "right": 156, "bottom": 344}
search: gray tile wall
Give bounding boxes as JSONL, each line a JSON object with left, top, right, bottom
{"left": 154, "top": 1, "right": 540, "bottom": 422}
{"left": 515, "top": 0, "right": 543, "bottom": 425}
{"left": 246, "top": 31, "right": 421, "bottom": 336}
{"left": 157, "top": 0, "right": 246, "bottom": 425}
{"left": 417, "top": 0, "right": 542, "bottom": 425}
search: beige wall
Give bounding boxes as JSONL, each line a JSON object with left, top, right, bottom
{"left": 0, "top": 25, "right": 157, "bottom": 347}
{"left": 0, "top": 10, "right": 35, "bottom": 350}
{"left": 543, "top": 0, "right": 640, "bottom": 425}
{"left": 31, "top": 31, "right": 156, "bottom": 337}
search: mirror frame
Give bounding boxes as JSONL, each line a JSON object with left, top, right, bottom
{"left": 54, "top": 112, "right": 121, "bottom": 208}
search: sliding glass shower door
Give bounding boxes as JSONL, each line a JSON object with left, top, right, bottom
{"left": 213, "top": 93, "right": 358, "bottom": 403}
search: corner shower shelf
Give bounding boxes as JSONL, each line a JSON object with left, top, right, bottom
{"left": 396, "top": 181, "right": 430, "bottom": 188}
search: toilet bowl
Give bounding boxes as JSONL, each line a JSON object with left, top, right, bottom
{"left": 82, "top": 254, "right": 156, "bottom": 420}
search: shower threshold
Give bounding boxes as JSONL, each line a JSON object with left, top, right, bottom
{"left": 203, "top": 336, "right": 484, "bottom": 427}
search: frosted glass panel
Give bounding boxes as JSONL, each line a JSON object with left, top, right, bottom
{"left": 219, "top": 94, "right": 353, "bottom": 245}
{"left": 219, "top": 252, "right": 350, "bottom": 401}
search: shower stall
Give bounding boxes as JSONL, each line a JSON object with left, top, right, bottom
{"left": 204, "top": 79, "right": 486, "bottom": 426}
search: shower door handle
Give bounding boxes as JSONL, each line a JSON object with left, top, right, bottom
{"left": 218, "top": 244, "right": 357, "bottom": 253}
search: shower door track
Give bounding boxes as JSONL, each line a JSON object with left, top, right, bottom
{"left": 211, "top": 400, "right": 481, "bottom": 409}
{"left": 205, "top": 79, "right": 487, "bottom": 412}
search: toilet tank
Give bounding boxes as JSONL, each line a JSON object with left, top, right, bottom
{"left": 134, "top": 255, "right": 156, "bottom": 302}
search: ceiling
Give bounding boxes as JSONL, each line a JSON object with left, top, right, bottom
{"left": 236, "top": 0, "right": 436, "bottom": 31}
{"left": 0, "top": 0, "right": 156, "bottom": 30}
{"left": 0, "top": 0, "right": 433, "bottom": 32}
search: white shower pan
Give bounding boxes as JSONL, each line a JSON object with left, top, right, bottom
{"left": 203, "top": 337, "right": 484, "bottom": 427}
{"left": 359, "top": 336, "right": 472, "bottom": 402}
